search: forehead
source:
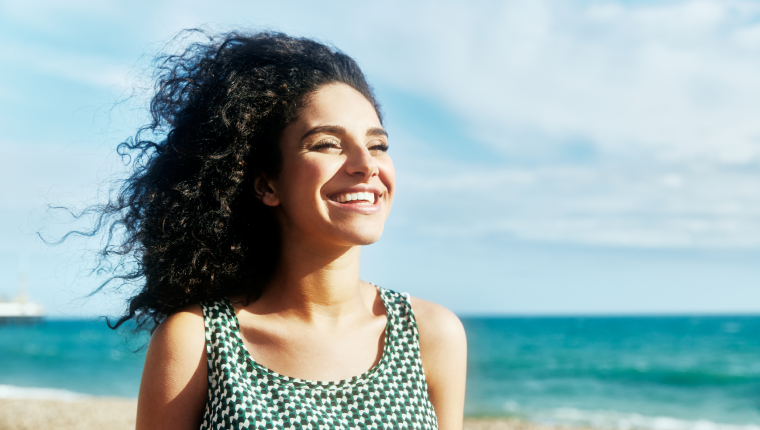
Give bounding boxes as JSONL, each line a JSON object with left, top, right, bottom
{"left": 296, "top": 83, "right": 381, "bottom": 130}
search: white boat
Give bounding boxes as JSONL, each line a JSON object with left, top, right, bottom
{"left": 0, "top": 269, "right": 45, "bottom": 323}
{"left": 0, "top": 298, "right": 44, "bottom": 322}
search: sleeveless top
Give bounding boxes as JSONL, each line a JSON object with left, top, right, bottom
{"left": 199, "top": 286, "right": 439, "bottom": 430}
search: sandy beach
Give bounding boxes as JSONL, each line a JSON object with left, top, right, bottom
{"left": 0, "top": 397, "right": 574, "bottom": 430}
{"left": 0, "top": 398, "right": 138, "bottom": 430}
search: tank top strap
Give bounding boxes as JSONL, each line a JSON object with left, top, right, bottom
{"left": 376, "top": 286, "right": 430, "bottom": 387}
{"left": 199, "top": 297, "right": 246, "bottom": 399}
{"left": 378, "top": 287, "right": 418, "bottom": 341}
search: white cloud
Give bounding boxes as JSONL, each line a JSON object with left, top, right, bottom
{"left": 238, "top": 0, "right": 750, "bottom": 164}
{"left": 334, "top": 0, "right": 760, "bottom": 247}
{"left": 395, "top": 147, "right": 760, "bottom": 247}
{"left": 0, "top": 0, "right": 125, "bottom": 33}
{"left": 5, "top": 0, "right": 760, "bottom": 248}
{"left": 8, "top": 0, "right": 760, "bottom": 162}
{"left": 0, "top": 41, "right": 132, "bottom": 89}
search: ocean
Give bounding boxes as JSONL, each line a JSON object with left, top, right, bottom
{"left": 1, "top": 316, "right": 758, "bottom": 429}
{"left": 464, "top": 316, "right": 760, "bottom": 429}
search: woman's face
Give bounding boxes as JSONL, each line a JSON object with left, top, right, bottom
{"left": 262, "top": 83, "right": 395, "bottom": 248}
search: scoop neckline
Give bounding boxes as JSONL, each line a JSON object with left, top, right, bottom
{"left": 224, "top": 285, "right": 394, "bottom": 389}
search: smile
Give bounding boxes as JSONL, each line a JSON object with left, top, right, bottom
{"left": 327, "top": 189, "right": 382, "bottom": 215}
{"left": 330, "top": 191, "right": 376, "bottom": 204}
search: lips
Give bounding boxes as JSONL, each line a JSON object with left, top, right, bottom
{"left": 327, "top": 187, "right": 383, "bottom": 214}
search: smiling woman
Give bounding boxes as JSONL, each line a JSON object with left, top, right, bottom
{"left": 88, "top": 30, "right": 466, "bottom": 429}
{"left": 259, "top": 84, "right": 395, "bottom": 247}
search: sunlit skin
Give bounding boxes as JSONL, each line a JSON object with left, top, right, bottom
{"left": 241, "top": 83, "right": 397, "bottom": 382}
{"left": 259, "top": 82, "right": 395, "bottom": 251}
{"left": 136, "top": 83, "right": 467, "bottom": 430}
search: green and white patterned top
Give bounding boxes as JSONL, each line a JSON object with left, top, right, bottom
{"left": 199, "top": 286, "right": 439, "bottom": 429}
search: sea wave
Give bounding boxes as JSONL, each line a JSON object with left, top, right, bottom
{"left": 0, "top": 384, "right": 89, "bottom": 401}
{"left": 532, "top": 407, "right": 760, "bottom": 430}
{"left": 471, "top": 359, "right": 760, "bottom": 387}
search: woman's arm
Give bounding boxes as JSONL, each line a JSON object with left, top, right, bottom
{"left": 135, "top": 305, "right": 208, "bottom": 430}
{"left": 412, "top": 297, "right": 468, "bottom": 430}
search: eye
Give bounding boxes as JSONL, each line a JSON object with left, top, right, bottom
{"left": 311, "top": 139, "right": 341, "bottom": 152}
{"left": 369, "top": 142, "right": 389, "bottom": 153}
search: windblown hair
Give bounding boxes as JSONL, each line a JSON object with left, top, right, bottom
{"left": 89, "top": 30, "right": 381, "bottom": 332}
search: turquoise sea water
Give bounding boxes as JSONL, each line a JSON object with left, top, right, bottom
{"left": 0, "top": 320, "right": 147, "bottom": 397}
{"left": 465, "top": 316, "right": 760, "bottom": 429}
{"left": 1, "top": 316, "right": 758, "bottom": 429}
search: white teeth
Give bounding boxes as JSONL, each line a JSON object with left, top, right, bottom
{"left": 333, "top": 191, "right": 376, "bottom": 203}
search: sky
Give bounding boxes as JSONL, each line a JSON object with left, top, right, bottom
{"left": 1, "top": 0, "right": 760, "bottom": 317}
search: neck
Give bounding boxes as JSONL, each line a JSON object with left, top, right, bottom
{"left": 259, "top": 233, "right": 367, "bottom": 322}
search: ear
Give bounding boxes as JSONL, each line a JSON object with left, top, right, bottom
{"left": 254, "top": 175, "right": 280, "bottom": 207}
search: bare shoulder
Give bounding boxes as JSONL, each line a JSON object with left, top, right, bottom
{"left": 150, "top": 304, "right": 206, "bottom": 351}
{"left": 409, "top": 296, "right": 466, "bottom": 348}
{"left": 408, "top": 296, "right": 467, "bottom": 430}
{"left": 136, "top": 304, "right": 207, "bottom": 430}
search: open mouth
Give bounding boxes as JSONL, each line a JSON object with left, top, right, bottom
{"left": 329, "top": 191, "right": 376, "bottom": 204}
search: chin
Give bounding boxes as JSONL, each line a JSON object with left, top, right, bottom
{"left": 333, "top": 225, "right": 386, "bottom": 247}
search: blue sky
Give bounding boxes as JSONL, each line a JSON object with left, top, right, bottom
{"left": 2, "top": 0, "right": 760, "bottom": 317}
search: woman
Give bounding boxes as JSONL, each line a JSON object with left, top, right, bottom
{"left": 107, "top": 30, "right": 466, "bottom": 429}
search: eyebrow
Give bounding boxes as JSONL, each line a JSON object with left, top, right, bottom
{"left": 300, "top": 125, "right": 388, "bottom": 141}
{"left": 367, "top": 127, "right": 388, "bottom": 138}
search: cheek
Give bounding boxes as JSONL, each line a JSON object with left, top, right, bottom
{"left": 280, "top": 157, "right": 340, "bottom": 202}
{"left": 378, "top": 158, "right": 396, "bottom": 197}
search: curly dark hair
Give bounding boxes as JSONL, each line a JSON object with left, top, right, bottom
{"left": 84, "top": 29, "right": 381, "bottom": 332}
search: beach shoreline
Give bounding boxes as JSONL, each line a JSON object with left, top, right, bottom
{"left": 0, "top": 397, "right": 138, "bottom": 430}
{"left": 0, "top": 397, "right": 576, "bottom": 430}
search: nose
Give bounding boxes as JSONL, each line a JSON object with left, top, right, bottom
{"left": 346, "top": 145, "right": 378, "bottom": 179}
